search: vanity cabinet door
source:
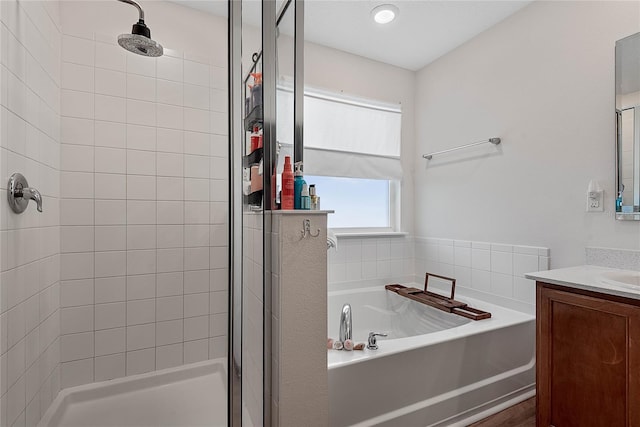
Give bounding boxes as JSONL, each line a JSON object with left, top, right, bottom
{"left": 537, "top": 284, "right": 640, "bottom": 427}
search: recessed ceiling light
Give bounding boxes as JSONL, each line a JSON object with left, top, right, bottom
{"left": 371, "top": 4, "right": 399, "bottom": 24}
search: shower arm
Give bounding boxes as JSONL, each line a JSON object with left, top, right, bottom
{"left": 116, "top": 0, "right": 145, "bottom": 21}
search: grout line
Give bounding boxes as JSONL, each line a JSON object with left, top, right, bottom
{"left": 121, "top": 48, "right": 128, "bottom": 378}
{"left": 90, "top": 44, "right": 97, "bottom": 385}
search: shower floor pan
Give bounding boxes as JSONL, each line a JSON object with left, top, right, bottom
{"left": 38, "top": 359, "right": 227, "bottom": 427}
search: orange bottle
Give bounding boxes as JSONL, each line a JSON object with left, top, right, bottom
{"left": 281, "top": 156, "right": 294, "bottom": 210}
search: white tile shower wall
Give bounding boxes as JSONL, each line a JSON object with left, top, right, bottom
{"left": 327, "top": 235, "right": 415, "bottom": 287}
{"left": 57, "top": 23, "right": 228, "bottom": 387}
{"left": 243, "top": 212, "right": 263, "bottom": 427}
{"left": 270, "top": 214, "right": 279, "bottom": 427}
{"left": 414, "top": 238, "right": 550, "bottom": 314}
{"left": 0, "top": 1, "right": 62, "bottom": 426}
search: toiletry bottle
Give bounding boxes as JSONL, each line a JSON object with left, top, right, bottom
{"left": 250, "top": 72, "right": 263, "bottom": 110}
{"left": 293, "top": 162, "right": 305, "bottom": 209}
{"left": 271, "top": 142, "right": 280, "bottom": 209}
{"left": 301, "top": 183, "right": 311, "bottom": 210}
{"left": 616, "top": 191, "right": 623, "bottom": 212}
{"left": 309, "top": 184, "right": 318, "bottom": 210}
{"left": 271, "top": 166, "right": 278, "bottom": 209}
{"left": 281, "top": 156, "right": 294, "bottom": 210}
{"left": 250, "top": 126, "right": 259, "bottom": 153}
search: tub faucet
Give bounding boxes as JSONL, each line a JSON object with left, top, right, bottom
{"left": 339, "top": 303, "right": 352, "bottom": 342}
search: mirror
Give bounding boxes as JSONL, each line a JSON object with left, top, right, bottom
{"left": 616, "top": 32, "right": 640, "bottom": 219}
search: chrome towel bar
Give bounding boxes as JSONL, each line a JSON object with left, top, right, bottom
{"left": 422, "top": 137, "right": 501, "bottom": 160}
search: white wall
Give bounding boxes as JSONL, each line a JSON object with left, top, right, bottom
{"left": 304, "top": 42, "right": 416, "bottom": 234}
{"left": 57, "top": 1, "right": 228, "bottom": 388}
{"left": 0, "top": 1, "right": 62, "bottom": 425}
{"left": 414, "top": 1, "right": 640, "bottom": 269}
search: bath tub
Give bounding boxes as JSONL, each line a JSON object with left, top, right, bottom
{"left": 328, "top": 285, "right": 535, "bottom": 427}
{"left": 38, "top": 360, "right": 227, "bottom": 427}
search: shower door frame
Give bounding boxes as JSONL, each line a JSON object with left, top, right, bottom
{"left": 228, "top": 0, "right": 279, "bottom": 425}
{"left": 229, "top": 0, "right": 304, "bottom": 425}
{"left": 228, "top": 0, "right": 243, "bottom": 425}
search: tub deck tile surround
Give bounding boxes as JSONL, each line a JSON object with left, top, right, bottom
{"left": 329, "top": 235, "right": 549, "bottom": 314}
{"left": 414, "top": 238, "right": 549, "bottom": 313}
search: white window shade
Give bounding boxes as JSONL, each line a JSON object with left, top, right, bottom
{"left": 304, "top": 95, "right": 401, "bottom": 157}
{"left": 276, "top": 89, "right": 403, "bottom": 179}
{"left": 303, "top": 148, "right": 402, "bottom": 180}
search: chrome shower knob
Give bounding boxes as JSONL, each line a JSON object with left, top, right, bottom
{"left": 8, "top": 173, "right": 43, "bottom": 213}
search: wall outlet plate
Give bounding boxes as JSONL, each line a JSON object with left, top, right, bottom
{"left": 587, "top": 190, "right": 604, "bottom": 212}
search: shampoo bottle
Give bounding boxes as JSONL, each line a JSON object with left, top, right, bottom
{"left": 293, "top": 162, "right": 305, "bottom": 209}
{"left": 281, "top": 156, "right": 294, "bottom": 210}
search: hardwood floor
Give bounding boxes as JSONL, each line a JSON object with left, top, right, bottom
{"left": 467, "top": 397, "right": 536, "bottom": 427}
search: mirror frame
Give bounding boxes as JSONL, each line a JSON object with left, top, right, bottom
{"left": 615, "top": 32, "right": 640, "bottom": 220}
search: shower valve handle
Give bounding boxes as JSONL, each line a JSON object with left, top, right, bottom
{"left": 8, "top": 173, "right": 43, "bottom": 213}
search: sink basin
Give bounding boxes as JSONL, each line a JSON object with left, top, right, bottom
{"left": 598, "top": 270, "right": 640, "bottom": 289}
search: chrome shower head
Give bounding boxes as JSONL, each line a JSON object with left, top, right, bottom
{"left": 116, "top": 0, "right": 163, "bottom": 57}
{"left": 118, "top": 32, "right": 163, "bottom": 57}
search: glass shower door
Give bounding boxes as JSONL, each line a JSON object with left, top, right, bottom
{"left": 229, "top": 0, "right": 304, "bottom": 425}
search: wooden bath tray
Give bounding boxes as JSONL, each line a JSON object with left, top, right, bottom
{"left": 385, "top": 273, "right": 491, "bottom": 321}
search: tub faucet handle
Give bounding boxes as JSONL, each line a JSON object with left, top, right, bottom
{"left": 367, "top": 332, "right": 387, "bottom": 350}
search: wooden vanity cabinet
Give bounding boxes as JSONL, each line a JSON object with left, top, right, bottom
{"left": 536, "top": 282, "right": 640, "bottom": 427}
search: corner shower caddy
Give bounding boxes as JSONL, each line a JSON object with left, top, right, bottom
{"left": 385, "top": 272, "right": 491, "bottom": 320}
{"left": 244, "top": 51, "right": 264, "bottom": 207}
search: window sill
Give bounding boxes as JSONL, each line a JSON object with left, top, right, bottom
{"left": 332, "top": 231, "right": 409, "bottom": 239}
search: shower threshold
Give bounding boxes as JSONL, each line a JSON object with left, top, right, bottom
{"left": 38, "top": 359, "right": 227, "bottom": 427}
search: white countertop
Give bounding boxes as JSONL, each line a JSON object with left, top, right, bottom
{"left": 526, "top": 265, "right": 640, "bottom": 301}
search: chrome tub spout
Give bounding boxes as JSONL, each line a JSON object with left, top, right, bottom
{"left": 339, "top": 303, "right": 352, "bottom": 342}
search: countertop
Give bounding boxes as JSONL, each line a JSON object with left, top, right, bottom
{"left": 526, "top": 265, "right": 640, "bottom": 301}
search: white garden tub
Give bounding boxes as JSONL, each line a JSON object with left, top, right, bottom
{"left": 38, "top": 360, "right": 227, "bottom": 427}
{"left": 328, "top": 285, "right": 535, "bottom": 427}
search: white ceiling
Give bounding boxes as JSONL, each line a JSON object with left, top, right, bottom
{"left": 173, "top": 0, "right": 532, "bottom": 71}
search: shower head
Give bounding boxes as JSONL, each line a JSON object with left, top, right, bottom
{"left": 118, "top": 31, "right": 163, "bottom": 57}
{"left": 116, "top": 0, "right": 163, "bottom": 57}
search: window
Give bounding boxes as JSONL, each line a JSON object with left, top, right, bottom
{"left": 306, "top": 176, "right": 392, "bottom": 229}
{"left": 277, "top": 87, "right": 402, "bottom": 231}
